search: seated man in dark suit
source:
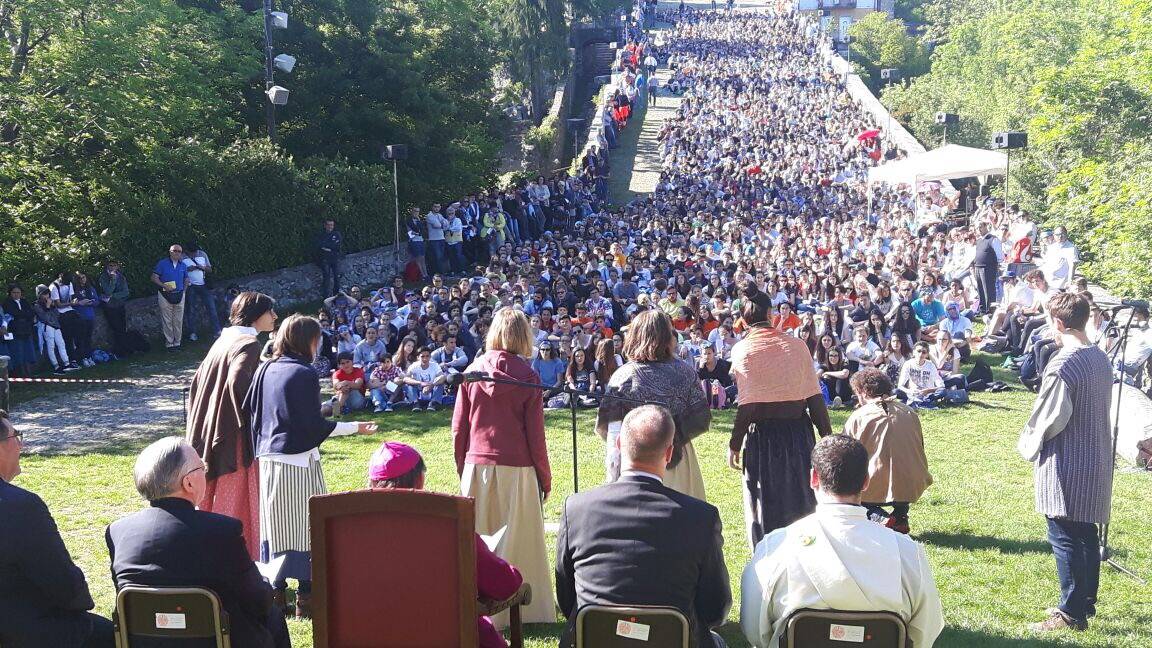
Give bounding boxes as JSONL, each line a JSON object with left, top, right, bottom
{"left": 0, "top": 409, "right": 114, "bottom": 648}
{"left": 106, "top": 437, "right": 289, "bottom": 648}
{"left": 555, "top": 405, "right": 732, "bottom": 647}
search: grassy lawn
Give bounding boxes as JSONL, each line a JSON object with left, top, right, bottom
{"left": 16, "top": 353, "right": 1152, "bottom": 647}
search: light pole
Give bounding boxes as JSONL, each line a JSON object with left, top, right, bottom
{"left": 567, "top": 117, "right": 585, "bottom": 168}
{"left": 384, "top": 145, "right": 409, "bottom": 255}
{"left": 880, "top": 68, "right": 901, "bottom": 139}
{"left": 261, "top": 6, "right": 292, "bottom": 142}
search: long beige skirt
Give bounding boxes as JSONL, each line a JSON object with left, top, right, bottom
{"left": 461, "top": 463, "right": 556, "bottom": 625}
{"left": 664, "top": 439, "right": 707, "bottom": 502}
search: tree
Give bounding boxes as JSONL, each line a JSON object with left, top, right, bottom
{"left": 491, "top": 0, "right": 569, "bottom": 122}
{"left": 887, "top": 0, "right": 1152, "bottom": 296}
{"left": 848, "top": 12, "right": 928, "bottom": 92}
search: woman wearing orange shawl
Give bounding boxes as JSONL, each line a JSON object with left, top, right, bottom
{"left": 729, "top": 300, "right": 832, "bottom": 548}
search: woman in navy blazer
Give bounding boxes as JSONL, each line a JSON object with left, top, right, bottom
{"left": 244, "top": 314, "right": 376, "bottom": 617}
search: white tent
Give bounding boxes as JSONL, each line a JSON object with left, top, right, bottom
{"left": 867, "top": 144, "right": 1008, "bottom": 186}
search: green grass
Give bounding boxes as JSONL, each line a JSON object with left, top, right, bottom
{"left": 16, "top": 352, "right": 1152, "bottom": 647}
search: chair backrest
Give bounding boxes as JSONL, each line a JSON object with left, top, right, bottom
{"left": 113, "top": 586, "right": 229, "bottom": 648}
{"left": 575, "top": 605, "right": 690, "bottom": 648}
{"left": 780, "top": 608, "right": 910, "bottom": 648}
{"left": 310, "top": 489, "right": 478, "bottom": 648}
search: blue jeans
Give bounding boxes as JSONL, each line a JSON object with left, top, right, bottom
{"left": 332, "top": 390, "right": 366, "bottom": 413}
{"left": 1047, "top": 517, "right": 1100, "bottom": 623}
{"left": 185, "top": 284, "right": 221, "bottom": 337}
{"left": 370, "top": 386, "right": 397, "bottom": 409}
{"left": 447, "top": 243, "right": 465, "bottom": 273}
{"left": 404, "top": 384, "right": 444, "bottom": 405}
{"left": 426, "top": 239, "right": 446, "bottom": 275}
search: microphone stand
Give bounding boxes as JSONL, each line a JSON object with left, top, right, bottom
{"left": 462, "top": 374, "right": 662, "bottom": 493}
{"left": 1098, "top": 307, "right": 1145, "bottom": 582}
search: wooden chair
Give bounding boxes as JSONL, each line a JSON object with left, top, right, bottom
{"left": 574, "top": 605, "right": 690, "bottom": 648}
{"left": 112, "top": 586, "right": 229, "bottom": 648}
{"left": 780, "top": 609, "right": 910, "bottom": 648}
{"left": 310, "top": 489, "right": 529, "bottom": 648}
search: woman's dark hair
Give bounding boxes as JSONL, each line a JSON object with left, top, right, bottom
{"left": 370, "top": 457, "right": 426, "bottom": 489}
{"left": 273, "top": 314, "right": 321, "bottom": 361}
{"left": 740, "top": 299, "right": 770, "bottom": 326}
{"left": 891, "top": 302, "right": 921, "bottom": 336}
{"left": 229, "top": 291, "right": 276, "bottom": 327}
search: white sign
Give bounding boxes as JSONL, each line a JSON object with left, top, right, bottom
{"left": 155, "top": 612, "right": 187, "bottom": 630}
{"left": 829, "top": 623, "right": 865, "bottom": 643}
{"left": 615, "top": 620, "right": 651, "bottom": 641}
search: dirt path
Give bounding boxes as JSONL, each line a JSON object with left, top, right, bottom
{"left": 11, "top": 354, "right": 197, "bottom": 455}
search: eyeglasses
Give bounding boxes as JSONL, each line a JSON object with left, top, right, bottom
{"left": 182, "top": 462, "right": 206, "bottom": 480}
{"left": 0, "top": 429, "right": 23, "bottom": 442}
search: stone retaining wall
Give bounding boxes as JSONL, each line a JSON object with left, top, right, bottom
{"left": 93, "top": 244, "right": 404, "bottom": 347}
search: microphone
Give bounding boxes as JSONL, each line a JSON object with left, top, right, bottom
{"left": 446, "top": 370, "right": 490, "bottom": 387}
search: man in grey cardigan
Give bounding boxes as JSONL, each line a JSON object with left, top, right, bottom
{"left": 1018, "top": 292, "right": 1113, "bottom": 633}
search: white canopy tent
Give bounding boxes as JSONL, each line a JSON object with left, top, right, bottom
{"left": 867, "top": 144, "right": 1008, "bottom": 186}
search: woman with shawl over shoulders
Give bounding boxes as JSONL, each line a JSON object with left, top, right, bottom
{"left": 729, "top": 300, "right": 833, "bottom": 549}
{"left": 452, "top": 308, "right": 554, "bottom": 625}
{"left": 185, "top": 291, "right": 276, "bottom": 560}
{"left": 596, "top": 309, "right": 710, "bottom": 501}
{"left": 244, "top": 314, "right": 377, "bottom": 618}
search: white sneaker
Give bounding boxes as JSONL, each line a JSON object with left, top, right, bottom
{"left": 832, "top": 396, "right": 843, "bottom": 408}
{"left": 189, "top": 333, "right": 199, "bottom": 342}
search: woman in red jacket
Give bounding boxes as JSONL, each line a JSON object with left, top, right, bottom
{"left": 452, "top": 308, "right": 553, "bottom": 625}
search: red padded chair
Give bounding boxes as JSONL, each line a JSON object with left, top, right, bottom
{"left": 310, "top": 489, "right": 478, "bottom": 648}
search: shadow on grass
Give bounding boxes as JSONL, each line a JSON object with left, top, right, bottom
{"left": 919, "top": 531, "right": 1050, "bottom": 555}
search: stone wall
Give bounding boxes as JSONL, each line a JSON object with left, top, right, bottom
{"left": 93, "top": 244, "right": 405, "bottom": 347}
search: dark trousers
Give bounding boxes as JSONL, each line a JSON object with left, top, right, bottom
{"left": 318, "top": 259, "right": 341, "bottom": 297}
{"left": 864, "top": 502, "right": 910, "bottom": 522}
{"left": 59, "top": 310, "right": 82, "bottom": 361}
{"left": 822, "top": 375, "right": 853, "bottom": 404}
{"left": 1046, "top": 516, "right": 1100, "bottom": 623}
{"left": 185, "top": 284, "right": 221, "bottom": 337}
{"left": 447, "top": 242, "right": 465, "bottom": 274}
{"left": 426, "top": 239, "right": 446, "bottom": 275}
{"left": 75, "top": 316, "right": 94, "bottom": 359}
{"left": 974, "top": 265, "right": 998, "bottom": 314}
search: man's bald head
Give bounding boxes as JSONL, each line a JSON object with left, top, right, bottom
{"left": 620, "top": 405, "right": 676, "bottom": 467}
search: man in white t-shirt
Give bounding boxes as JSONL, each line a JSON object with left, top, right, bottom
{"left": 1040, "top": 226, "right": 1079, "bottom": 291}
{"left": 182, "top": 243, "right": 220, "bottom": 342}
{"left": 402, "top": 348, "right": 446, "bottom": 411}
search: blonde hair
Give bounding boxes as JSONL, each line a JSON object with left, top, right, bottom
{"left": 622, "top": 310, "right": 676, "bottom": 362}
{"left": 486, "top": 308, "right": 534, "bottom": 357}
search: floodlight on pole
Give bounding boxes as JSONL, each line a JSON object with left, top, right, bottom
{"left": 273, "top": 54, "right": 296, "bottom": 74}
{"left": 271, "top": 11, "right": 288, "bottom": 28}
{"left": 266, "top": 85, "right": 290, "bottom": 105}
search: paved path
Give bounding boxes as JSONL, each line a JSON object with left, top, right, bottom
{"left": 12, "top": 358, "right": 195, "bottom": 455}
{"left": 610, "top": 0, "right": 775, "bottom": 203}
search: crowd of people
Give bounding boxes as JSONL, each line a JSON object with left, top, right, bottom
{"left": 0, "top": 243, "right": 226, "bottom": 377}
{"left": 0, "top": 3, "right": 1129, "bottom": 647}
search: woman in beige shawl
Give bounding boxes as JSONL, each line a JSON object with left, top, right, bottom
{"left": 844, "top": 367, "right": 933, "bottom": 535}
{"left": 185, "top": 291, "right": 277, "bottom": 560}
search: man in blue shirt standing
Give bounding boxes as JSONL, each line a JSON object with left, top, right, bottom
{"left": 151, "top": 243, "right": 190, "bottom": 350}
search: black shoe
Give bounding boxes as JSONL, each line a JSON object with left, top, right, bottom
{"left": 53, "top": 367, "right": 66, "bottom": 375}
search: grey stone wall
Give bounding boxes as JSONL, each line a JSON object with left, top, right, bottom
{"left": 93, "top": 244, "right": 404, "bottom": 347}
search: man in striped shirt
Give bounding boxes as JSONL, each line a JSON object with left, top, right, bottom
{"left": 1018, "top": 292, "right": 1114, "bottom": 633}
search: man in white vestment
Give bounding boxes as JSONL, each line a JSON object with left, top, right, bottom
{"left": 740, "top": 435, "right": 944, "bottom": 648}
